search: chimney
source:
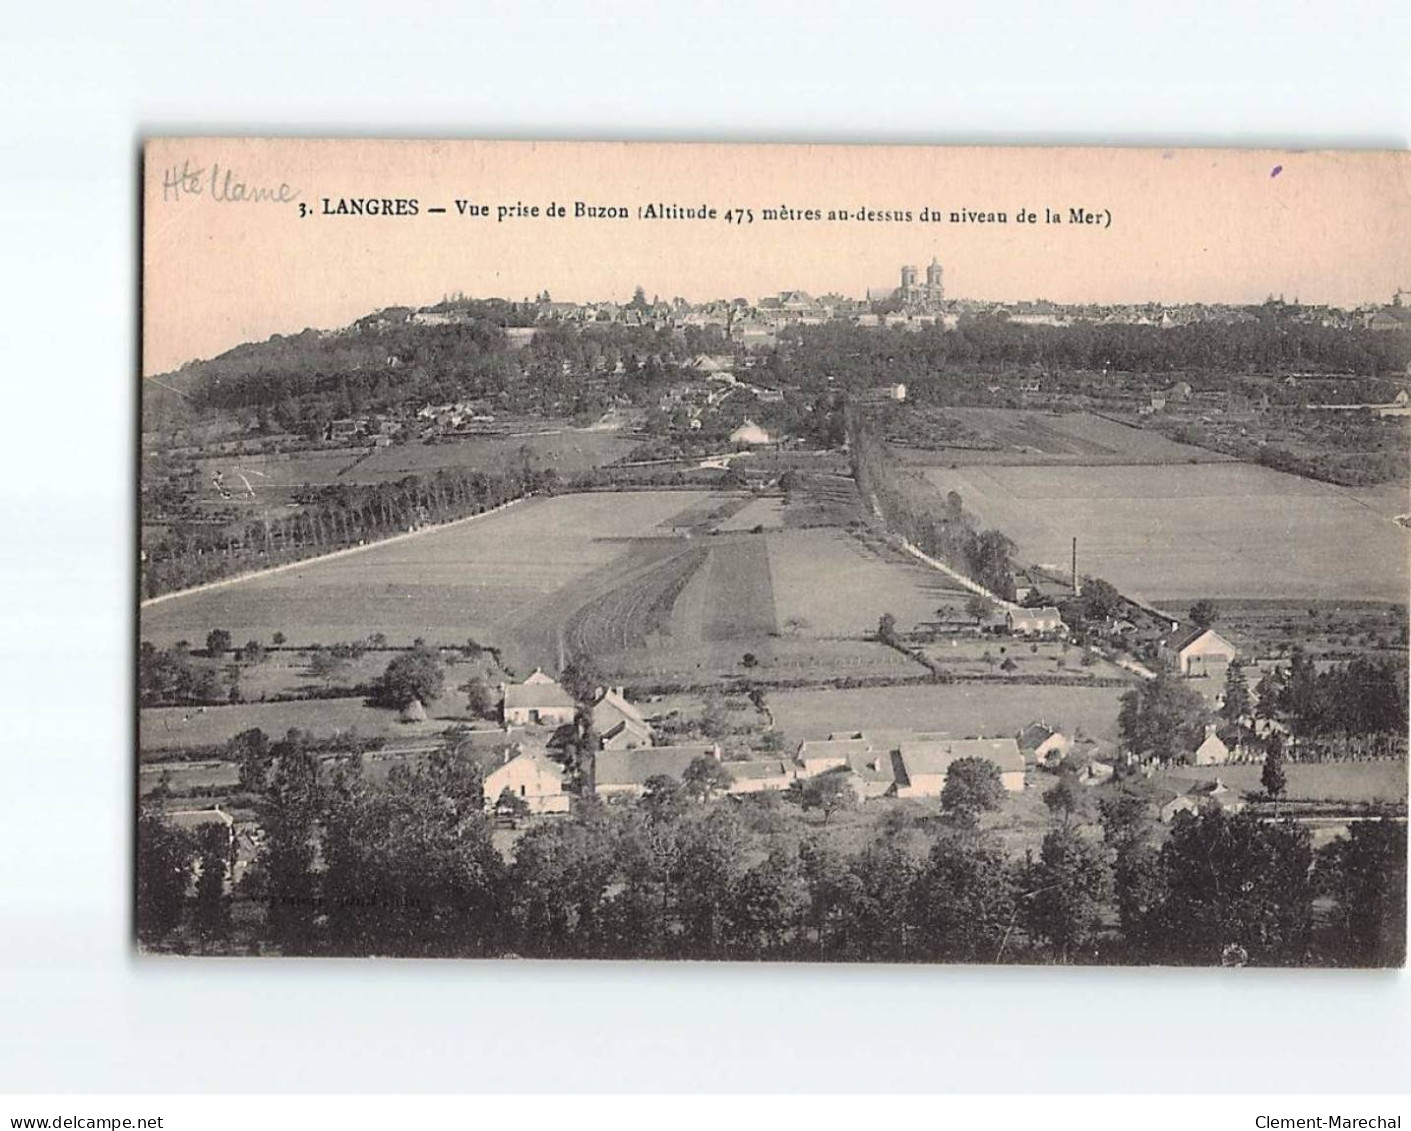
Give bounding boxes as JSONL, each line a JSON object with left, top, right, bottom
{"left": 1072, "top": 537, "right": 1079, "bottom": 597}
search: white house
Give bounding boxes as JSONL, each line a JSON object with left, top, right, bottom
{"left": 1017, "top": 722, "right": 1070, "bottom": 767}
{"left": 795, "top": 737, "right": 873, "bottom": 778}
{"left": 895, "top": 737, "right": 1026, "bottom": 798}
{"left": 1164, "top": 626, "right": 1239, "bottom": 677}
{"left": 591, "top": 686, "right": 653, "bottom": 749}
{"left": 501, "top": 669, "right": 578, "bottom": 728}
{"left": 483, "top": 749, "right": 570, "bottom": 815}
{"left": 1191, "top": 726, "right": 1232, "bottom": 766}
{"left": 592, "top": 744, "right": 722, "bottom": 799}
{"left": 724, "top": 758, "right": 798, "bottom": 795}
{"left": 729, "top": 420, "right": 771, "bottom": 445}
{"left": 1006, "top": 607, "right": 1067, "bottom": 637}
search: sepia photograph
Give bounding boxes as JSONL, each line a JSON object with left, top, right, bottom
{"left": 137, "top": 139, "right": 1409, "bottom": 967}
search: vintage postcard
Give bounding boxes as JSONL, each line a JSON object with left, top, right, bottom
{"left": 138, "top": 139, "right": 1409, "bottom": 965}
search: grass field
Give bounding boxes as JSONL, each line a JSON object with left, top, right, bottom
{"left": 768, "top": 682, "right": 1127, "bottom": 746}
{"left": 140, "top": 491, "right": 716, "bottom": 655}
{"left": 597, "top": 637, "right": 930, "bottom": 686}
{"left": 140, "top": 696, "right": 454, "bottom": 753}
{"left": 1156, "top": 761, "right": 1407, "bottom": 804}
{"left": 767, "top": 528, "right": 962, "bottom": 637}
{"left": 922, "top": 462, "right": 1409, "bottom": 603}
{"left": 895, "top": 409, "right": 1231, "bottom": 466}
{"left": 714, "top": 496, "right": 786, "bottom": 531}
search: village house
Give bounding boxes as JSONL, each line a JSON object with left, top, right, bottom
{"left": 1017, "top": 722, "right": 1070, "bottom": 767}
{"left": 838, "top": 749, "right": 901, "bottom": 799}
{"left": 724, "top": 758, "right": 798, "bottom": 795}
{"left": 729, "top": 420, "right": 772, "bottom": 446}
{"left": 1191, "top": 725, "right": 1232, "bottom": 766}
{"left": 894, "top": 737, "right": 1027, "bottom": 798}
{"left": 1006, "top": 606, "right": 1067, "bottom": 638}
{"left": 1159, "top": 777, "right": 1245, "bottom": 822}
{"left": 1163, "top": 625, "right": 1239, "bottom": 677}
{"left": 590, "top": 686, "right": 653, "bottom": 750}
{"left": 591, "top": 743, "right": 722, "bottom": 799}
{"left": 795, "top": 736, "right": 873, "bottom": 778}
{"left": 482, "top": 748, "right": 570, "bottom": 816}
{"left": 501, "top": 669, "right": 578, "bottom": 728}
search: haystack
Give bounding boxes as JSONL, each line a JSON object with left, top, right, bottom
{"left": 400, "top": 698, "right": 427, "bottom": 723}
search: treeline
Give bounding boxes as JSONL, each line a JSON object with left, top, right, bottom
{"left": 1255, "top": 652, "right": 1408, "bottom": 742}
{"left": 141, "top": 458, "right": 555, "bottom": 599}
{"left": 168, "top": 313, "right": 727, "bottom": 432}
{"left": 136, "top": 743, "right": 1407, "bottom": 966}
{"left": 767, "top": 314, "right": 1410, "bottom": 391}
{"left": 849, "top": 415, "right": 1016, "bottom": 599}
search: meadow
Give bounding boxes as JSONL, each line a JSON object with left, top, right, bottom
{"left": 768, "top": 682, "right": 1127, "bottom": 747}
{"left": 922, "top": 461, "right": 1409, "bottom": 604}
{"left": 140, "top": 491, "right": 716, "bottom": 656}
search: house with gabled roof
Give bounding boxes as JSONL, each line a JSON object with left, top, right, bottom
{"left": 796, "top": 737, "right": 873, "bottom": 778}
{"left": 592, "top": 743, "right": 722, "bottom": 799}
{"left": 591, "top": 686, "right": 652, "bottom": 749}
{"left": 501, "top": 668, "right": 578, "bottom": 727}
{"left": 840, "top": 749, "right": 901, "bottom": 799}
{"left": 1162, "top": 626, "right": 1239, "bottom": 677}
{"left": 895, "top": 737, "right": 1026, "bottom": 798}
{"left": 482, "top": 748, "right": 570, "bottom": 815}
{"left": 1017, "top": 722, "right": 1070, "bottom": 767}
{"left": 1191, "top": 725, "right": 1232, "bottom": 766}
{"left": 1159, "top": 777, "right": 1245, "bottom": 822}
{"left": 724, "top": 758, "right": 798, "bottom": 795}
{"left": 1006, "top": 607, "right": 1067, "bottom": 637}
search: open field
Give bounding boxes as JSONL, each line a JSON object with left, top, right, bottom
{"left": 598, "top": 637, "right": 931, "bottom": 687}
{"left": 714, "top": 496, "right": 786, "bottom": 531}
{"left": 1157, "top": 761, "right": 1407, "bottom": 804}
{"left": 922, "top": 462, "right": 1409, "bottom": 603}
{"left": 349, "top": 428, "right": 639, "bottom": 482}
{"left": 768, "top": 682, "right": 1126, "bottom": 747}
{"left": 140, "top": 491, "right": 716, "bottom": 655}
{"left": 918, "top": 637, "right": 1134, "bottom": 682}
{"left": 140, "top": 696, "right": 454, "bottom": 753}
{"left": 895, "top": 409, "right": 1231, "bottom": 466}
{"left": 767, "top": 528, "right": 963, "bottom": 636}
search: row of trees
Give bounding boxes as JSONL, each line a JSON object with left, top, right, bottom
{"left": 137, "top": 739, "right": 1406, "bottom": 966}
{"left": 849, "top": 416, "right": 1017, "bottom": 599}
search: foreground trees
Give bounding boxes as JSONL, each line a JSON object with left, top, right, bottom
{"left": 137, "top": 762, "right": 1401, "bottom": 967}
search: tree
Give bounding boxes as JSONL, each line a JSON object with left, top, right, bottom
{"left": 800, "top": 772, "right": 858, "bottom": 825}
{"left": 640, "top": 774, "right": 688, "bottom": 823}
{"left": 308, "top": 646, "right": 352, "bottom": 686}
{"left": 271, "top": 631, "right": 287, "bottom": 646}
{"left": 1315, "top": 818, "right": 1407, "bottom": 967}
{"left": 135, "top": 811, "right": 193, "bottom": 945}
{"left": 205, "top": 628, "right": 232, "bottom": 656}
{"left": 560, "top": 651, "right": 600, "bottom": 703}
{"left": 1041, "top": 772, "right": 1085, "bottom": 829}
{"left": 250, "top": 734, "right": 324, "bottom": 955}
{"left": 378, "top": 644, "right": 445, "bottom": 709}
{"left": 699, "top": 689, "right": 731, "bottom": 739}
{"left": 1098, "top": 790, "right": 1163, "bottom": 956}
{"left": 725, "top": 847, "right": 805, "bottom": 955}
{"left": 1261, "top": 736, "right": 1288, "bottom": 807}
{"left": 228, "top": 726, "right": 272, "bottom": 794}
{"left": 1118, "top": 671, "right": 1209, "bottom": 763}
{"left": 876, "top": 612, "right": 897, "bottom": 643}
{"left": 1022, "top": 827, "right": 1114, "bottom": 962}
{"left": 192, "top": 822, "right": 231, "bottom": 941}
{"left": 240, "top": 639, "right": 266, "bottom": 664}
{"left": 682, "top": 756, "right": 733, "bottom": 802}
{"left": 1188, "top": 599, "right": 1218, "bottom": 629}
{"left": 1220, "top": 658, "right": 1252, "bottom": 741}
{"left": 495, "top": 786, "right": 532, "bottom": 826}
{"left": 1079, "top": 577, "right": 1122, "bottom": 622}
{"left": 910, "top": 827, "right": 1016, "bottom": 962}
{"left": 964, "top": 594, "right": 993, "bottom": 622}
{"left": 940, "top": 757, "right": 1006, "bottom": 825}
{"left": 462, "top": 676, "right": 497, "bottom": 720}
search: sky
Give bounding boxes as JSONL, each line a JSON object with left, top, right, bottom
{"left": 142, "top": 139, "right": 1411, "bottom": 375}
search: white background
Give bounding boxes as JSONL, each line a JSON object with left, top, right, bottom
{"left": 1, "top": 1, "right": 1408, "bottom": 1095}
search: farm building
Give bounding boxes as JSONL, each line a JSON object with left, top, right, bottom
{"left": 483, "top": 748, "right": 570, "bottom": 816}
{"left": 1191, "top": 726, "right": 1232, "bottom": 766}
{"left": 1163, "top": 626, "right": 1239, "bottom": 677}
{"left": 1006, "top": 607, "right": 1067, "bottom": 637}
{"left": 796, "top": 736, "right": 874, "bottom": 777}
{"left": 839, "top": 750, "right": 901, "bottom": 799}
{"left": 894, "top": 737, "right": 1026, "bottom": 798}
{"left": 724, "top": 758, "right": 798, "bottom": 795}
{"left": 1017, "top": 722, "right": 1070, "bottom": 767}
{"left": 729, "top": 420, "right": 772, "bottom": 445}
{"left": 166, "top": 806, "right": 236, "bottom": 845}
{"left": 1159, "top": 777, "right": 1245, "bottom": 822}
{"left": 502, "top": 669, "right": 578, "bottom": 727}
{"left": 592, "top": 743, "right": 722, "bottom": 799}
{"left": 591, "top": 687, "right": 653, "bottom": 749}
